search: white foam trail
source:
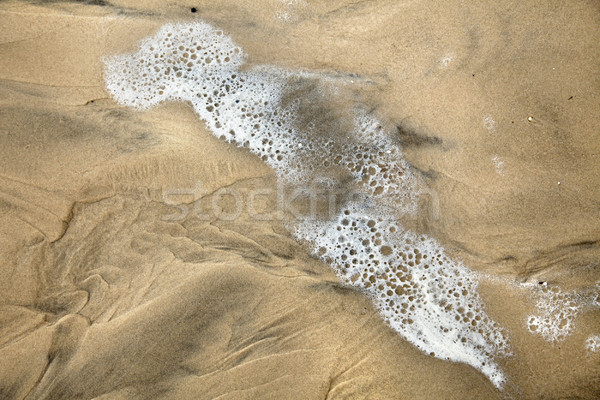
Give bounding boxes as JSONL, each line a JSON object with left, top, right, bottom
{"left": 103, "top": 21, "right": 511, "bottom": 388}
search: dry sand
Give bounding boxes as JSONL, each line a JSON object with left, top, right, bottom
{"left": 0, "top": 1, "right": 599, "bottom": 399}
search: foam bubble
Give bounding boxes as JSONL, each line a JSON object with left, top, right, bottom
{"left": 103, "top": 21, "right": 511, "bottom": 388}
{"left": 586, "top": 335, "right": 600, "bottom": 353}
{"left": 483, "top": 115, "right": 496, "bottom": 132}
{"left": 524, "top": 280, "right": 600, "bottom": 343}
{"left": 525, "top": 282, "right": 580, "bottom": 342}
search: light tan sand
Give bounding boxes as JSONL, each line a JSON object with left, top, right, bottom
{"left": 0, "top": 1, "right": 598, "bottom": 399}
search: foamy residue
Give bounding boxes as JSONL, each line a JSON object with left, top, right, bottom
{"left": 525, "top": 282, "right": 581, "bottom": 342}
{"left": 294, "top": 205, "right": 511, "bottom": 386}
{"left": 103, "top": 21, "right": 511, "bottom": 388}
{"left": 524, "top": 281, "right": 599, "bottom": 343}
{"left": 586, "top": 335, "right": 600, "bottom": 353}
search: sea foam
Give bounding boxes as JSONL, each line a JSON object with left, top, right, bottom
{"left": 524, "top": 280, "right": 600, "bottom": 344}
{"left": 103, "top": 21, "right": 511, "bottom": 388}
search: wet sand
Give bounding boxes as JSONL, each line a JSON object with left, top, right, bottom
{"left": 0, "top": 1, "right": 599, "bottom": 399}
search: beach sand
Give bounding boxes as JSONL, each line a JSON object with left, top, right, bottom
{"left": 0, "top": 1, "right": 598, "bottom": 399}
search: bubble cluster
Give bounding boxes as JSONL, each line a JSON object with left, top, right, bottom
{"left": 586, "top": 335, "right": 600, "bottom": 353}
{"left": 341, "top": 114, "right": 418, "bottom": 212}
{"left": 294, "top": 203, "right": 510, "bottom": 387}
{"left": 525, "top": 283, "right": 581, "bottom": 342}
{"left": 105, "top": 24, "right": 420, "bottom": 207}
{"left": 103, "top": 21, "right": 511, "bottom": 388}
{"left": 104, "top": 23, "right": 245, "bottom": 110}
{"left": 525, "top": 280, "right": 600, "bottom": 343}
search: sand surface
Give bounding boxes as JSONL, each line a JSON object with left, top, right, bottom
{"left": 0, "top": 1, "right": 599, "bottom": 399}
